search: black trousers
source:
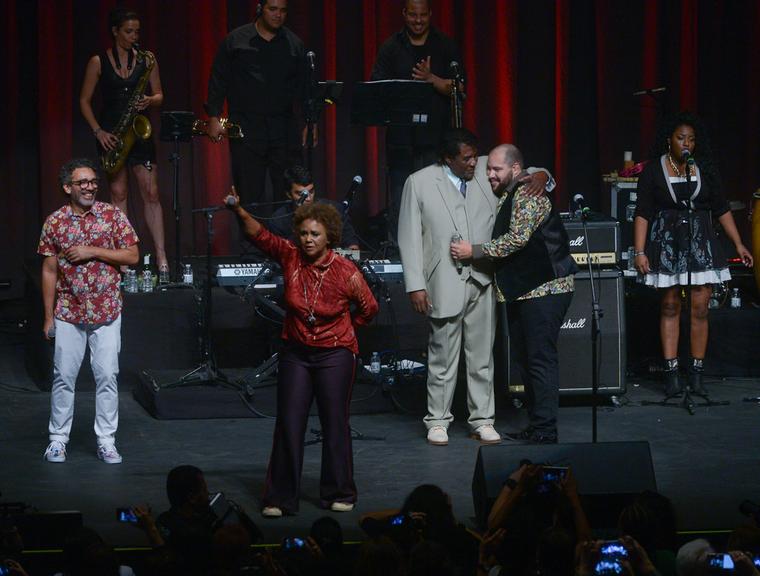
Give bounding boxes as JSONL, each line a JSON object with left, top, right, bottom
{"left": 262, "top": 343, "right": 357, "bottom": 513}
{"left": 506, "top": 291, "right": 573, "bottom": 436}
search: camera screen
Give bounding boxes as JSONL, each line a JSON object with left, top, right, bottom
{"left": 707, "top": 554, "right": 734, "bottom": 571}
{"left": 116, "top": 508, "right": 138, "bottom": 523}
{"left": 600, "top": 542, "right": 628, "bottom": 559}
{"left": 390, "top": 514, "right": 407, "bottom": 526}
{"left": 542, "top": 467, "right": 568, "bottom": 483}
{"left": 595, "top": 560, "right": 623, "bottom": 575}
{"left": 283, "top": 537, "right": 305, "bottom": 550}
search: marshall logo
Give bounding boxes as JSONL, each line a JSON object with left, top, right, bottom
{"left": 568, "top": 235, "right": 585, "bottom": 247}
{"left": 561, "top": 317, "right": 587, "bottom": 330}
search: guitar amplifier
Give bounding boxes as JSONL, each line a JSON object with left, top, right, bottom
{"left": 562, "top": 216, "right": 620, "bottom": 267}
{"left": 504, "top": 270, "right": 626, "bottom": 396}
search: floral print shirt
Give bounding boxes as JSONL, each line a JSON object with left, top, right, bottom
{"left": 38, "top": 201, "right": 138, "bottom": 324}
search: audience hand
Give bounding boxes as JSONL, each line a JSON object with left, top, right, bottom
{"left": 729, "top": 551, "right": 760, "bottom": 576}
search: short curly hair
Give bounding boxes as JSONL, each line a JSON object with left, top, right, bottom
{"left": 292, "top": 202, "right": 342, "bottom": 248}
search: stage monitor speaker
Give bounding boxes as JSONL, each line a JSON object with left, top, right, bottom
{"left": 471, "top": 441, "right": 656, "bottom": 529}
{"left": 506, "top": 270, "right": 626, "bottom": 395}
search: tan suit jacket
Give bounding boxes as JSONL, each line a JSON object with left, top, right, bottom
{"left": 398, "top": 158, "right": 497, "bottom": 319}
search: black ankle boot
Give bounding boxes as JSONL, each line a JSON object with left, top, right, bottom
{"left": 689, "top": 358, "right": 708, "bottom": 397}
{"left": 663, "top": 358, "right": 682, "bottom": 397}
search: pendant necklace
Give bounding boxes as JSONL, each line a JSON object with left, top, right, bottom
{"left": 303, "top": 266, "right": 329, "bottom": 326}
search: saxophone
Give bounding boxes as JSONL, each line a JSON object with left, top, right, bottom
{"left": 101, "top": 46, "right": 156, "bottom": 177}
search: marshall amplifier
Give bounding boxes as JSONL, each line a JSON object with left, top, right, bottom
{"left": 505, "top": 270, "right": 626, "bottom": 395}
{"left": 562, "top": 216, "right": 620, "bottom": 267}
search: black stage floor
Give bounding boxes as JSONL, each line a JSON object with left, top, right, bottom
{"left": 2, "top": 318, "right": 760, "bottom": 550}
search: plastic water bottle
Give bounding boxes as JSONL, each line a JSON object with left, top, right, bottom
{"left": 141, "top": 254, "right": 153, "bottom": 293}
{"left": 370, "top": 352, "right": 381, "bottom": 375}
{"left": 124, "top": 269, "right": 138, "bottom": 293}
{"left": 730, "top": 288, "right": 741, "bottom": 309}
{"left": 182, "top": 264, "right": 194, "bottom": 285}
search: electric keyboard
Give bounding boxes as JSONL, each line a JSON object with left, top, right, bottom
{"left": 215, "top": 260, "right": 404, "bottom": 287}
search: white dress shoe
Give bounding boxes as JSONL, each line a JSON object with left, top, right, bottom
{"left": 261, "top": 506, "right": 283, "bottom": 518}
{"left": 470, "top": 424, "right": 501, "bottom": 444}
{"left": 427, "top": 425, "right": 449, "bottom": 446}
{"left": 330, "top": 502, "right": 354, "bottom": 512}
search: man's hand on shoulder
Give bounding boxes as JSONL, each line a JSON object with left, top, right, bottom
{"left": 518, "top": 171, "right": 549, "bottom": 198}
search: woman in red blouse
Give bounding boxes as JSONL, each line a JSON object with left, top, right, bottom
{"left": 226, "top": 187, "right": 378, "bottom": 517}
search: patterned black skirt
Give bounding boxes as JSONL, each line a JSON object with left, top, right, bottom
{"left": 641, "top": 208, "right": 730, "bottom": 288}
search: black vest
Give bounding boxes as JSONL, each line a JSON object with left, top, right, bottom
{"left": 492, "top": 184, "right": 578, "bottom": 303}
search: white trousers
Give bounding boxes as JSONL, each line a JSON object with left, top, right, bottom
{"left": 49, "top": 316, "right": 121, "bottom": 445}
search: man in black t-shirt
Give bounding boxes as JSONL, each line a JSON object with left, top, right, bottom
{"left": 205, "top": 0, "right": 314, "bottom": 211}
{"left": 370, "top": 0, "right": 463, "bottom": 240}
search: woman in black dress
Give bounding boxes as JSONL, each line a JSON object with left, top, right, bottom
{"left": 633, "top": 112, "right": 753, "bottom": 397}
{"left": 80, "top": 8, "right": 167, "bottom": 274}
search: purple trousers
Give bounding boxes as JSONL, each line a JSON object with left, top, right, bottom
{"left": 262, "top": 343, "right": 357, "bottom": 512}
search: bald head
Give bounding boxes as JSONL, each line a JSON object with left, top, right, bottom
{"left": 487, "top": 144, "right": 524, "bottom": 195}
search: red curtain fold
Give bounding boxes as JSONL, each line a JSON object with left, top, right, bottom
{"left": 189, "top": 0, "right": 231, "bottom": 254}
{"left": 493, "top": 1, "right": 516, "bottom": 145}
{"left": 461, "top": 3, "right": 478, "bottom": 132}
{"left": 38, "top": 0, "right": 74, "bottom": 219}
{"left": 322, "top": 0, "right": 337, "bottom": 200}
{"left": 679, "top": 0, "right": 698, "bottom": 111}
{"left": 554, "top": 0, "right": 570, "bottom": 205}
{"left": 362, "top": 0, "right": 381, "bottom": 216}
{"left": 641, "top": 0, "right": 660, "bottom": 154}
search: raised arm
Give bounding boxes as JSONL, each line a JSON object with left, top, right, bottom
{"left": 225, "top": 186, "right": 263, "bottom": 239}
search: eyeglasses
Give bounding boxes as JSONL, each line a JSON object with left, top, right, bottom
{"left": 71, "top": 179, "right": 99, "bottom": 188}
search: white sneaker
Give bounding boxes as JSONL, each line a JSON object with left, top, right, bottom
{"left": 261, "top": 506, "right": 283, "bottom": 518}
{"left": 44, "top": 441, "right": 66, "bottom": 463}
{"left": 97, "top": 444, "right": 123, "bottom": 464}
{"left": 426, "top": 426, "right": 449, "bottom": 446}
{"left": 330, "top": 502, "right": 354, "bottom": 512}
{"left": 471, "top": 424, "right": 501, "bottom": 444}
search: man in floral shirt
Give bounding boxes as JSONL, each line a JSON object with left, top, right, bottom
{"left": 38, "top": 158, "right": 139, "bottom": 464}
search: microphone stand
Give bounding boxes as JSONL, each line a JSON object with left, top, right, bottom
{"left": 305, "top": 56, "right": 317, "bottom": 173}
{"left": 579, "top": 208, "right": 603, "bottom": 442}
{"left": 161, "top": 205, "right": 236, "bottom": 390}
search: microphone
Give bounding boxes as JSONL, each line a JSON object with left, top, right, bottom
{"left": 295, "top": 188, "right": 310, "bottom": 206}
{"left": 450, "top": 60, "right": 460, "bottom": 76}
{"left": 306, "top": 51, "right": 316, "bottom": 70}
{"left": 681, "top": 149, "right": 695, "bottom": 165}
{"left": 573, "top": 194, "right": 592, "bottom": 218}
{"left": 451, "top": 233, "right": 463, "bottom": 273}
{"left": 632, "top": 86, "right": 667, "bottom": 96}
{"left": 342, "top": 176, "right": 363, "bottom": 211}
{"left": 225, "top": 194, "right": 238, "bottom": 207}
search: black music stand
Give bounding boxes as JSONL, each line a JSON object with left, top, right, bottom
{"left": 160, "top": 111, "right": 195, "bottom": 281}
{"left": 350, "top": 80, "right": 433, "bottom": 127}
{"left": 351, "top": 80, "right": 434, "bottom": 246}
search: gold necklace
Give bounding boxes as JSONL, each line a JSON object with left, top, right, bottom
{"left": 667, "top": 153, "right": 694, "bottom": 177}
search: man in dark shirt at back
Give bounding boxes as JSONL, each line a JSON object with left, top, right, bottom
{"left": 268, "top": 165, "right": 360, "bottom": 250}
{"left": 205, "top": 0, "right": 315, "bottom": 211}
{"left": 371, "top": 0, "right": 462, "bottom": 240}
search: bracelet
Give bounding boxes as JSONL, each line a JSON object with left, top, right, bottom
{"left": 93, "top": 127, "right": 102, "bottom": 136}
{"left": 634, "top": 251, "right": 645, "bottom": 257}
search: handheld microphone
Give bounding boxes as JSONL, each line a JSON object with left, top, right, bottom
{"left": 681, "top": 149, "right": 695, "bottom": 165}
{"left": 450, "top": 60, "right": 460, "bottom": 76}
{"left": 225, "top": 195, "right": 238, "bottom": 207}
{"left": 451, "top": 233, "right": 463, "bottom": 273}
{"left": 306, "top": 51, "right": 316, "bottom": 70}
{"left": 342, "top": 176, "right": 363, "bottom": 211}
{"left": 573, "top": 194, "right": 592, "bottom": 218}
{"left": 295, "top": 189, "right": 310, "bottom": 206}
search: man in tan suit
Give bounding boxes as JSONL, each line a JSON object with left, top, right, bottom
{"left": 399, "top": 129, "right": 552, "bottom": 445}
